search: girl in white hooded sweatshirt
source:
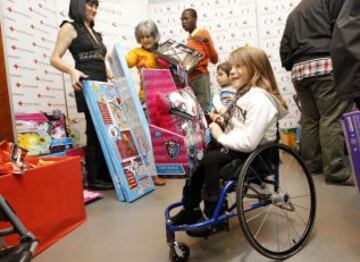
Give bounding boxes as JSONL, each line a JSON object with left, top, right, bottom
{"left": 171, "top": 46, "right": 288, "bottom": 236}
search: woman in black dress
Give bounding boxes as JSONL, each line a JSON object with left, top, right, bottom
{"left": 50, "top": 0, "right": 113, "bottom": 190}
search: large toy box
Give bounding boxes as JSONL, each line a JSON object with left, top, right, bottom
{"left": 142, "top": 69, "right": 208, "bottom": 176}
{"left": 81, "top": 44, "right": 156, "bottom": 203}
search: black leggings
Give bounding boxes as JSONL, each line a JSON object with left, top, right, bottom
{"left": 182, "top": 148, "right": 248, "bottom": 207}
{"left": 84, "top": 109, "right": 111, "bottom": 183}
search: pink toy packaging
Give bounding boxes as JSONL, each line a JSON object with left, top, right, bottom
{"left": 142, "top": 69, "right": 208, "bottom": 176}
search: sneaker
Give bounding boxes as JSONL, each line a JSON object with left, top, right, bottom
{"left": 171, "top": 207, "right": 203, "bottom": 226}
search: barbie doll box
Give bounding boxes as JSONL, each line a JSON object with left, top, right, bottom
{"left": 342, "top": 111, "right": 360, "bottom": 191}
{"left": 156, "top": 39, "right": 202, "bottom": 72}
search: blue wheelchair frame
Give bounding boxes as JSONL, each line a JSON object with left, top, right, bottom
{"left": 165, "top": 179, "right": 274, "bottom": 243}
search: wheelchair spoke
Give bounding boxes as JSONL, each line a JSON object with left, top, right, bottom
{"left": 292, "top": 202, "right": 310, "bottom": 211}
{"left": 282, "top": 209, "right": 301, "bottom": 240}
{"left": 290, "top": 194, "right": 310, "bottom": 200}
{"left": 293, "top": 206, "right": 308, "bottom": 227}
{"left": 276, "top": 209, "right": 280, "bottom": 252}
{"left": 281, "top": 153, "right": 293, "bottom": 192}
{"left": 254, "top": 206, "right": 274, "bottom": 239}
{"left": 246, "top": 206, "right": 270, "bottom": 224}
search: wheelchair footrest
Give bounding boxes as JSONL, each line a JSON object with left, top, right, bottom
{"left": 185, "top": 219, "right": 229, "bottom": 239}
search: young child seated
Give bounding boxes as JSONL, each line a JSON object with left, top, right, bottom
{"left": 211, "top": 61, "right": 237, "bottom": 115}
{"left": 171, "top": 46, "right": 288, "bottom": 237}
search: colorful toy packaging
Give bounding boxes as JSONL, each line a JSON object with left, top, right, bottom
{"left": 280, "top": 128, "right": 301, "bottom": 153}
{"left": 342, "top": 111, "right": 360, "bottom": 191}
{"left": 81, "top": 44, "right": 156, "bottom": 203}
{"left": 156, "top": 39, "right": 202, "bottom": 87}
{"left": 142, "top": 69, "right": 208, "bottom": 176}
{"left": 15, "top": 111, "right": 73, "bottom": 156}
{"left": 0, "top": 140, "right": 55, "bottom": 175}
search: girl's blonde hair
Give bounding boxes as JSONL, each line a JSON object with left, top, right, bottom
{"left": 229, "top": 46, "right": 288, "bottom": 109}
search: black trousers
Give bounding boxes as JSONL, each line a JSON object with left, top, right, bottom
{"left": 84, "top": 109, "right": 111, "bottom": 183}
{"left": 354, "top": 97, "right": 360, "bottom": 110}
{"left": 182, "top": 148, "right": 248, "bottom": 208}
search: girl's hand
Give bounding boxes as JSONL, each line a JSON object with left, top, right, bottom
{"left": 209, "top": 122, "right": 223, "bottom": 140}
{"left": 209, "top": 111, "right": 220, "bottom": 122}
{"left": 209, "top": 111, "right": 224, "bottom": 125}
{"left": 70, "top": 69, "right": 88, "bottom": 91}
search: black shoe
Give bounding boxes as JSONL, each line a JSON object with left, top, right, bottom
{"left": 186, "top": 217, "right": 229, "bottom": 238}
{"left": 171, "top": 207, "right": 203, "bottom": 226}
{"left": 86, "top": 180, "right": 114, "bottom": 190}
{"left": 325, "top": 176, "right": 355, "bottom": 186}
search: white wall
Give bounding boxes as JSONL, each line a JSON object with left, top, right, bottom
{"left": 1, "top": 0, "right": 148, "bottom": 146}
{"left": 148, "top": 0, "right": 301, "bottom": 129}
{"left": 1, "top": 0, "right": 300, "bottom": 147}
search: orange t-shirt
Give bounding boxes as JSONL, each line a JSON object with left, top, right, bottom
{"left": 186, "top": 28, "right": 219, "bottom": 80}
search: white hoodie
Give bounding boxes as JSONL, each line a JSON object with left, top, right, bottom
{"left": 217, "top": 87, "right": 288, "bottom": 153}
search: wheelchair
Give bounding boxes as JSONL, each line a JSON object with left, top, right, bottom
{"left": 165, "top": 143, "right": 316, "bottom": 261}
{"left": 0, "top": 195, "right": 38, "bottom": 262}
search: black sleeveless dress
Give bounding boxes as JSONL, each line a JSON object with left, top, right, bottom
{"left": 61, "top": 21, "right": 107, "bottom": 112}
{"left": 60, "top": 21, "right": 112, "bottom": 186}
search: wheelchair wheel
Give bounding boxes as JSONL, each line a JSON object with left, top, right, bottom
{"left": 169, "top": 242, "right": 190, "bottom": 262}
{"left": 236, "top": 143, "right": 316, "bottom": 260}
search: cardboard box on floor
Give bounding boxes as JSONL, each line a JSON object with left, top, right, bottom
{"left": 0, "top": 156, "right": 86, "bottom": 255}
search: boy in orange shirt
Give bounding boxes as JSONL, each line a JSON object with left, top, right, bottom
{"left": 181, "top": 8, "right": 219, "bottom": 112}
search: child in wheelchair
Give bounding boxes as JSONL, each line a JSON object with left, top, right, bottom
{"left": 171, "top": 46, "right": 289, "bottom": 237}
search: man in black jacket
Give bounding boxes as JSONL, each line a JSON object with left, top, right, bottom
{"left": 280, "top": 0, "right": 353, "bottom": 185}
{"left": 331, "top": 0, "right": 360, "bottom": 109}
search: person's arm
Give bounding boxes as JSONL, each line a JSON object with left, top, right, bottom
{"left": 50, "top": 23, "right": 88, "bottom": 90}
{"left": 280, "top": 18, "right": 293, "bottom": 71}
{"left": 328, "top": 0, "right": 346, "bottom": 31}
{"left": 126, "top": 49, "right": 139, "bottom": 68}
{"left": 217, "top": 93, "right": 277, "bottom": 152}
{"left": 190, "top": 30, "right": 219, "bottom": 64}
{"left": 202, "top": 30, "right": 218, "bottom": 64}
{"left": 105, "top": 54, "right": 114, "bottom": 81}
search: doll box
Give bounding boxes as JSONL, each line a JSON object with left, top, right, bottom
{"left": 142, "top": 69, "right": 208, "bottom": 176}
{"left": 156, "top": 39, "right": 202, "bottom": 72}
{"left": 82, "top": 80, "right": 156, "bottom": 202}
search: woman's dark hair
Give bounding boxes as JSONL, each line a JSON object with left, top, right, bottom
{"left": 69, "top": 0, "right": 99, "bottom": 27}
{"left": 183, "top": 8, "right": 197, "bottom": 19}
{"left": 217, "top": 61, "right": 232, "bottom": 76}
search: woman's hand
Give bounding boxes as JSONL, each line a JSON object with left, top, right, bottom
{"left": 70, "top": 69, "right": 88, "bottom": 91}
{"left": 209, "top": 122, "right": 223, "bottom": 140}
